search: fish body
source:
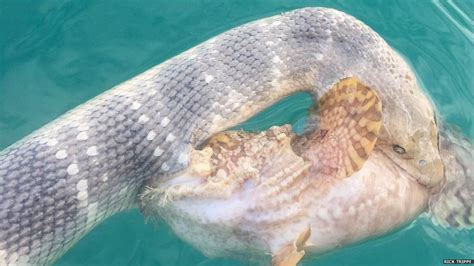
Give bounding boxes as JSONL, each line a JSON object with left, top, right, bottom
{"left": 141, "top": 126, "right": 430, "bottom": 264}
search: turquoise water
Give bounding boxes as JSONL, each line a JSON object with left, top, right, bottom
{"left": 1, "top": 0, "right": 473, "bottom": 265}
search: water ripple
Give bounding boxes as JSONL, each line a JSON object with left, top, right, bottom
{"left": 433, "top": 0, "right": 474, "bottom": 44}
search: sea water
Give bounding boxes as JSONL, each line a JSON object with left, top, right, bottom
{"left": 0, "top": 0, "right": 472, "bottom": 265}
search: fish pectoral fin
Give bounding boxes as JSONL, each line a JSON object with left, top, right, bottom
{"left": 294, "top": 76, "right": 383, "bottom": 179}
{"left": 271, "top": 226, "right": 311, "bottom": 266}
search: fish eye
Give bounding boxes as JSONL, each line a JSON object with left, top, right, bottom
{"left": 393, "top": 145, "right": 406, "bottom": 154}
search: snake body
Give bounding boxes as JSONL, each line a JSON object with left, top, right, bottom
{"left": 0, "top": 7, "right": 452, "bottom": 265}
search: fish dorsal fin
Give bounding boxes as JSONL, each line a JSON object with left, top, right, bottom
{"left": 294, "top": 77, "right": 383, "bottom": 178}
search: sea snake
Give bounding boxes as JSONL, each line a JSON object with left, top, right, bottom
{"left": 0, "top": 7, "right": 446, "bottom": 265}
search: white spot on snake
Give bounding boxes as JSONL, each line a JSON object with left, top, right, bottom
{"left": 265, "top": 41, "right": 275, "bottom": 46}
{"left": 119, "top": 186, "right": 128, "bottom": 195}
{"left": 188, "top": 50, "right": 198, "bottom": 60}
{"left": 77, "top": 190, "right": 88, "bottom": 201}
{"left": 271, "top": 21, "right": 282, "bottom": 26}
{"left": 47, "top": 138, "right": 58, "bottom": 147}
{"left": 161, "top": 117, "right": 170, "bottom": 127}
{"left": 149, "top": 89, "right": 157, "bottom": 96}
{"left": 70, "top": 121, "right": 80, "bottom": 128}
{"left": 76, "top": 179, "right": 88, "bottom": 191}
{"left": 166, "top": 133, "right": 176, "bottom": 142}
{"left": 188, "top": 52, "right": 198, "bottom": 60}
{"left": 208, "top": 38, "right": 216, "bottom": 44}
{"left": 77, "top": 132, "right": 88, "bottom": 141}
{"left": 161, "top": 163, "right": 170, "bottom": 171}
{"left": 114, "top": 89, "right": 135, "bottom": 98}
{"left": 178, "top": 152, "right": 188, "bottom": 164}
{"left": 147, "top": 130, "right": 156, "bottom": 141}
{"left": 272, "top": 55, "right": 282, "bottom": 64}
{"left": 315, "top": 53, "right": 323, "bottom": 60}
{"left": 55, "top": 150, "right": 67, "bottom": 159}
{"left": 205, "top": 74, "right": 214, "bottom": 83}
{"left": 101, "top": 173, "right": 109, "bottom": 182}
{"left": 86, "top": 202, "right": 98, "bottom": 228}
{"left": 153, "top": 146, "right": 163, "bottom": 157}
{"left": 131, "top": 101, "right": 142, "bottom": 110}
{"left": 138, "top": 114, "right": 150, "bottom": 123}
{"left": 78, "top": 124, "right": 89, "bottom": 131}
{"left": 87, "top": 146, "right": 98, "bottom": 156}
{"left": 67, "top": 164, "right": 79, "bottom": 175}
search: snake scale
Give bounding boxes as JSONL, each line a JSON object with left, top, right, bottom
{"left": 0, "top": 7, "right": 470, "bottom": 265}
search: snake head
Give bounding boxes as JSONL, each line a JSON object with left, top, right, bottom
{"left": 377, "top": 87, "right": 444, "bottom": 188}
